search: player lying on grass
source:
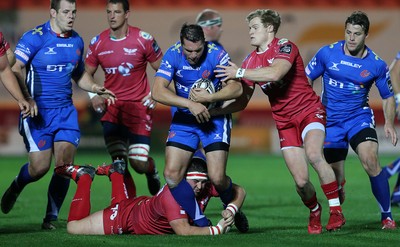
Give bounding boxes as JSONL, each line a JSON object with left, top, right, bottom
{"left": 56, "top": 151, "right": 247, "bottom": 235}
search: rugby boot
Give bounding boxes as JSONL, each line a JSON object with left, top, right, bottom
{"left": 382, "top": 217, "right": 396, "bottom": 230}
{"left": 146, "top": 157, "right": 161, "bottom": 195}
{"left": 1, "top": 180, "right": 22, "bottom": 214}
{"left": 234, "top": 210, "right": 249, "bottom": 233}
{"left": 96, "top": 159, "right": 126, "bottom": 177}
{"left": 308, "top": 203, "right": 322, "bottom": 234}
{"left": 326, "top": 209, "right": 345, "bottom": 231}
{"left": 55, "top": 164, "right": 95, "bottom": 182}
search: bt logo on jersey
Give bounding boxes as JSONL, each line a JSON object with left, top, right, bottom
{"left": 47, "top": 64, "right": 66, "bottom": 72}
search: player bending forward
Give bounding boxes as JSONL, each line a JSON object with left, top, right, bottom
{"left": 56, "top": 154, "right": 246, "bottom": 235}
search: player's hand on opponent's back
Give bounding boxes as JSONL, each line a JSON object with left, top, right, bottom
{"left": 187, "top": 100, "right": 210, "bottom": 124}
{"left": 215, "top": 61, "right": 239, "bottom": 82}
{"left": 92, "top": 84, "right": 117, "bottom": 106}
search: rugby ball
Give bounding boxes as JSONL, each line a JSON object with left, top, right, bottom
{"left": 190, "top": 78, "right": 216, "bottom": 109}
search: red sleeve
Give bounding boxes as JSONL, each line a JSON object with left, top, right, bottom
{"left": 162, "top": 187, "right": 189, "bottom": 222}
{"left": 0, "top": 32, "right": 8, "bottom": 56}
{"left": 139, "top": 31, "right": 163, "bottom": 63}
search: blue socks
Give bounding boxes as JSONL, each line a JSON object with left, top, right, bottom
{"left": 217, "top": 178, "right": 233, "bottom": 207}
{"left": 15, "top": 163, "right": 36, "bottom": 190}
{"left": 370, "top": 170, "right": 392, "bottom": 221}
{"left": 170, "top": 179, "right": 209, "bottom": 227}
{"left": 44, "top": 172, "right": 70, "bottom": 222}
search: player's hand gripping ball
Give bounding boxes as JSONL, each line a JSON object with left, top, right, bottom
{"left": 189, "top": 78, "right": 216, "bottom": 109}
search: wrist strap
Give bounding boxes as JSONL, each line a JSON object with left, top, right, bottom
{"left": 88, "top": 92, "right": 97, "bottom": 99}
{"left": 209, "top": 224, "right": 222, "bottom": 235}
{"left": 395, "top": 93, "right": 400, "bottom": 104}
{"left": 235, "top": 68, "right": 245, "bottom": 78}
{"left": 226, "top": 203, "right": 238, "bottom": 216}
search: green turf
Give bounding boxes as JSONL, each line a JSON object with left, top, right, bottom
{"left": 0, "top": 152, "right": 399, "bottom": 246}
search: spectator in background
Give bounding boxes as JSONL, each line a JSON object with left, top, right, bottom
{"left": 0, "top": 0, "right": 115, "bottom": 230}
{"left": 306, "top": 11, "right": 397, "bottom": 229}
{"left": 196, "top": 9, "right": 223, "bottom": 47}
{"left": 214, "top": 9, "right": 345, "bottom": 234}
{"left": 86, "top": 0, "right": 162, "bottom": 197}
{"left": 0, "top": 32, "right": 30, "bottom": 117}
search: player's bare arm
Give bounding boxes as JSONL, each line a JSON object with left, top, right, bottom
{"left": 76, "top": 71, "right": 116, "bottom": 105}
{"left": 221, "top": 183, "right": 246, "bottom": 225}
{"left": 152, "top": 76, "right": 211, "bottom": 123}
{"left": 190, "top": 79, "right": 242, "bottom": 105}
{"left": 0, "top": 55, "right": 30, "bottom": 117}
{"left": 12, "top": 59, "right": 38, "bottom": 117}
{"left": 209, "top": 83, "right": 254, "bottom": 117}
{"left": 382, "top": 97, "right": 398, "bottom": 146}
{"left": 85, "top": 64, "right": 107, "bottom": 113}
{"left": 215, "top": 59, "right": 292, "bottom": 82}
{"left": 169, "top": 217, "right": 230, "bottom": 235}
{"left": 6, "top": 48, "right": 16, "bottom": 67}
{"left": 389, "top": 59, "right": 400, "bottom": 119}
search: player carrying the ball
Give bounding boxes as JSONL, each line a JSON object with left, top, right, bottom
{"left": 152, "top": 23, "right": 248, "bottom": 232}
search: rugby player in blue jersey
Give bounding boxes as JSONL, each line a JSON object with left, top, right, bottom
{"left": 1, "top": 0, "right": 115, "bottom": 229}
{"left": 382, "top": 51, "right": 400, "bottom": 206}
{"left": 152, "top": 24, "right": 243, "bottom": 228}
{"left": 306, "top": 11, "right": 397, "bottom": 229}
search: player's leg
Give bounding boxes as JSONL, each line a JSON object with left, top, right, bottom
{"left": 352, "top": 129, "right": 395, "bottom": 229}
{"left": 381, "top": 157, "right": 400, "bottom": 206}
{"left": 303, "top": 126, "right": 344, "bottom": 231}
{"left": 120, "top": 100, "right": 160, "bottom": 195}
{"left": 67, "top": 210, "right": 105, "bottom": 235}
{"left": 205, "top": 147, "right": 249, "bottom": 233}
{"left": 42, "top": 141, "right": 77, "bottom": 229}
{"left": 102, "top": 121, "right": 136, "bottom": 197}
{"left": 54, "top": 164, "right": 101, "bottom": 235}
{"left": 1, "top": 113, "right": 54, "bottom": 214}
{"left": 96, "top": 159, "right": 130, "bottom": 203}
{"left": 42, "top": 107, "right": 80, "bottom": 229}
{"left": 326, "top": 157, "right": 347, "bottom": 204}
{"left": 127, "top": 138, "right": 160, "bottom": 196}
{"left": 165, "top": 145, "right": 210, "bottom": 226}
{"left": 1, "top": 149, "right": 52, "bottom": 214}
{"left": 282, "top": 147, "right": 322, "bottom": 234}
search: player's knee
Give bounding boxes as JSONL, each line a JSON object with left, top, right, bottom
{"left": 165, "top": 176, "right": 180, "bottom": 188}
{"left": 208, "top": 174, "right": 226, "bottom": 188}
{"left": 29, "top": 164, "right": 50, "bottom": 178}
{"left": 107, "top": 140, "right": 127, "bottom": 160}
{"left": 306, "top": 150, "right": 324, "bottom": 166}
{"left": 295, "top": 178, "right": 310, "bottom": 191}
{"left": 128, "top": 144, "right": 149, "bottom": 162}
{"left": 164, "top": 168, "right": 185, "bottom": 188}
{"left": 362, "top": 160, "right": 381, "bottom": 176}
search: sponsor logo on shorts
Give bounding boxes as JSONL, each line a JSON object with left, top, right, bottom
{"left": 110, "top": 204, "right": 119, "bottom": 220}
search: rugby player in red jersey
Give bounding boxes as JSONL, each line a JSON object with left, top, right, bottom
{"left": 214, "top": 9, "right": 344, "bottom": 234}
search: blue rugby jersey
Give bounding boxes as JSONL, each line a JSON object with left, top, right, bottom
{"left": 306, "top": 40, "right": 393, "bottom": 120}
{"left": 155, "top": 41, "right": 229, "bottom": 114}
{"left": 14, "top": 21, "right": 85, "bottom": 108}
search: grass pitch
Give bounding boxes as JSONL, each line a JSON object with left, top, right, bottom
{"left": 0, "top": 152, "right": 399, "bottom": 247}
